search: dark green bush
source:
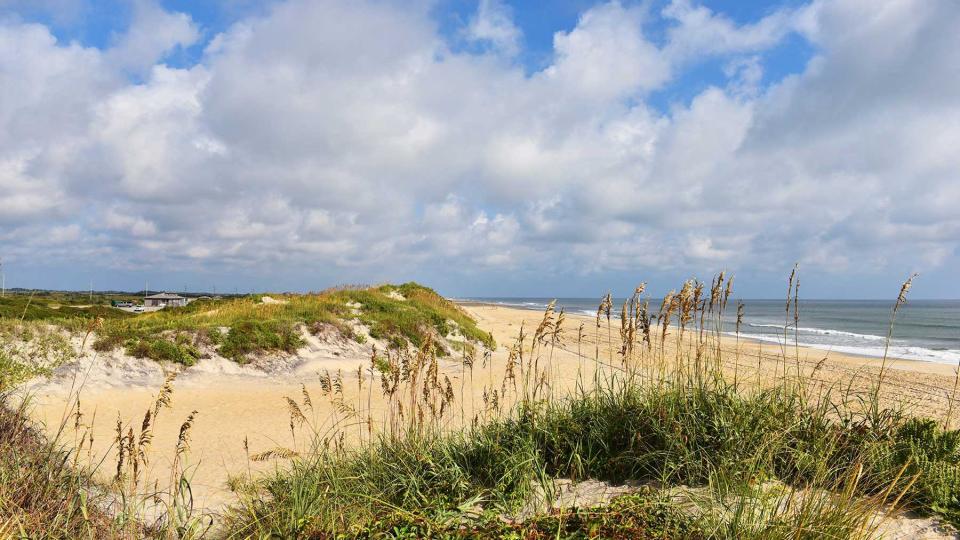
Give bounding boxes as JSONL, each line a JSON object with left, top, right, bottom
{"left": 218, "top": 320, "right": 303, "bottom": 363}
{"left": 125, "top": 338, "right": 200, "bottom": 366}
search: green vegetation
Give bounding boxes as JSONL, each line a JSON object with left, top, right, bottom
{"left": 3, "top": 274, "right": 960, "bottom": 538}
{"left": 226, "top": 373, "right": 960, "bottom": 538}
{"left": 0, "top": 393, "right": 115, "bottom": 537}
{"left": 0, "top": 321, "right": 77, "bottom": 387}
{"left": 334, "top": 490, "right": 699, "bottom": 539}
{"left": 0, "top": 293, "right": 133, "bottom": 321}
{"left": 126, "top": 335, "right": 202, "bottom": 366}
{"left": 348, "top": 283, "right": 496, "bottom": 350}
{"left": 218, "top": 320, "right": 303, "bottom": 363}
{"left": 2, "top": 283, "right": 494, "bottom": 366}
{"left": 0, "top": 387, "right": 212, "bottom": 539}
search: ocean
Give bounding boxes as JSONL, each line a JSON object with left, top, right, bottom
{"left": 460, "top": 298, "right": 960, "bottom": 365}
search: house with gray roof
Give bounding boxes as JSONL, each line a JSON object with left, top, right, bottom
{"left": 144, "top": 292, "right": 188, "bottom": 308}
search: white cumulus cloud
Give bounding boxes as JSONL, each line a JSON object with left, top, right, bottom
{"left": 0, "top": 0, "right": 958, "bottom": 294}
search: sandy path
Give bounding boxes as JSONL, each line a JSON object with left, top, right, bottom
{"left": 19, "top": 303, "right": 960, "bottom": 521}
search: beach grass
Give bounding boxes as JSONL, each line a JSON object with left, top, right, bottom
{"left": 0, "top": 392, "right": 116, "bottom": 538}
{"left": 86, "top": 282, "right": 494, "bottom": 365}
{"left": 4, "top": 274, "right": 960, "bottom": 538}
{"left": 0, "top": 321, "right": 78, "bottom": 387}
{"left": 223, "top": 363, "right": 960, "bottom": 538}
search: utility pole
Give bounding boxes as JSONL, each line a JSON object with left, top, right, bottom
{"left": 89, "top": 280, "right": 93, "bottom": 301}
{"left": 1, "top": 257, "right": 4, "bottom": 298}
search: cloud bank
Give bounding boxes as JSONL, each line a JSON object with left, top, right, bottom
{"left": 1, "top": 0, "right": 958, "bottom": 294}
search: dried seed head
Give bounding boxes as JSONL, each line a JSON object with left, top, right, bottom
{"left": 709, "top": 272, "right": 724, "bottom": 312}
{"left": 115, "top": 414, "right": 125, "bottom": 480}
{"left": 634, "top": 283, "right": 646, "bottom": 297}
{"left": 534, "top": 300, "right": 557, "bottom": 344}
{"left": 301, "top": 383, "right": 313, "bottom": 410}
{"left": 73, "top": 400, "right": 83, "bottom": 431}
{"left": 176, "top": 410, "right": 198, "bottom": 457}
{"left": 285, "top": 397, "right": 307, "bottom": 425}
{"left": 552, "top": 308, "right": 566, "bottom": 345}
{"left": 736, "top": 301, "right": 745, "bottom": 334}
{"left": 138, "top": 409, "right": 153, "bottom": 456}
{"left": 152, "top": 372, "right": 176, "bottom": 420}
{"left": 251, "top": 447, "right": 299, "bottom": 461}
{"left": 319, "top": 371, "right": 332, "bottom": 395}
{"left": 897, "top": 273, "right": 918, "bottom": 309}
{"left": 786, "top": 264, "right": 798, "bottom": 313}
{"left": 333, "top": 370, "right": 343, "bottom": 395}
{"left": 723, "top": 275, "right": 734, "bottom": 311}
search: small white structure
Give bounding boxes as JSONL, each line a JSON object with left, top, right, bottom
{"left": 144, "top": 292, "right": 188, "bottom": 308}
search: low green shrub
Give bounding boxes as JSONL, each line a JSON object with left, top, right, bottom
{"left": 345, "top": 491, "right": 699, "bottom": 539}
{"left": 858, "top": 418, "right": 960, "bottom": 523}
{"left": 126, "top": 337, "right": 201, "bottom": 366}
{"left": 218, "top": 320, "right": 303, "bottom": 363}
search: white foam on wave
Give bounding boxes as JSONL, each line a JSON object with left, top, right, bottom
{"left": 747, "top": 323, "right": 886, "bottom": 341}
{"left": 732, "top": 332, "right": 960, "bottom": 364}
{"left": 479, "top": 300, "right": 550, "bottom": 310}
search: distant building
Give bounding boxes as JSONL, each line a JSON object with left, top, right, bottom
{"left": 144, "top": 292, "right": 188, "bottom": 308}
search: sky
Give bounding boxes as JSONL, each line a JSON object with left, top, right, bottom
{"left": 0, "top": 0, "right": 958, "bottom": 299}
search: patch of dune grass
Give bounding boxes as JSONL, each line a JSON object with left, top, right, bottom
{"left": 0, "top": 321, "right": 77, "bottom": 386}
{"left": 0, "top": 294, "right": 133, "bottom": 321}
{"left": 217, "top": 320, "right": 303, "bottom": 363}
{"left": 0, "top": 368, "right": 215, "bottom": 538}
{"left": 0, "top": 393, "right": 114, "bottom": 537}
{"left": 87, "top": 283, "right": 493, "bottom": 364}
{"left": 229, "top": 374, "right": 960, "bottom": 538}
{"left": 126, "top": 336, "right": 202, "bottom": 366}
{"left": 346, "top": 490, "right": 700, "bottom": 539}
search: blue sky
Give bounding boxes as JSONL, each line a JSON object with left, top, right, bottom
{"left": 20, "top": 0, "right": 817, "bottom": 90}
{"left": 1, "top": 0, "right": 958, "bottom": 299}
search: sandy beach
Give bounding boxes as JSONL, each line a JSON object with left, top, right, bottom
{"left": 19, "top": 302, "right": 960, "bottom": 517}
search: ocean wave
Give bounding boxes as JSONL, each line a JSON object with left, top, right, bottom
{"left": 732, "top": 332, "right": 960, "bottom": 364}
{"left": 747, "top": 323, "right": 885, "bottom": 341}
{"left": 471, "top": 300, "right": 547, "bottom": 310}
